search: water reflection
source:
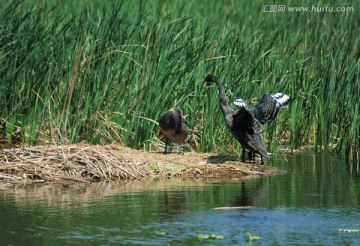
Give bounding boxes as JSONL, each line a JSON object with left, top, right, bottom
{"left": 0, "top": 152, "right": 359, "bottom": 245}
{"left": 231, "top": 179, "right": 268, "bottom": 207}
{"left": 266, "top": 153, "right": 360, "bottom": 208}
{"left": 0, "top": 178, "right": 247, "bottom": 205}
{"left": 159, "top": 191, "right": 187, "bottom": 219}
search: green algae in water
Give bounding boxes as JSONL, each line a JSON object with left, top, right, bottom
{"left": 198, "top": 233, "right": 224, "bottom": 240}
{"left": 339, "top": 228, "right": 360, "bottom": 233}
{"left": 246, "top": 232, "right": 262, "bottom": 241}
{"left": 155, "top": 231, "right": 166, "bottom": 236}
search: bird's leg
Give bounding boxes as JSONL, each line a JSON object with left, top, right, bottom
{"left": 176, "top": 144, "right": 184, "bottom": 155}
{"left": 164, "top": 139, "right": 169, "bottom": 154}
{"left": 181, "top": 145, "right": 185, "bottom": 155}
{"left": 260, "top": 156, "right": 264, "bottom": 165}
{"left": 248, "top": 151, "right": 254, "bottom": 160}
{"left": 241, "top": 147, "right": 246, "bottom": 162}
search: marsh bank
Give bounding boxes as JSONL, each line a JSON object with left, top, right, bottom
{"left": 0, "top": 144, "right": 283, "bottom": 184}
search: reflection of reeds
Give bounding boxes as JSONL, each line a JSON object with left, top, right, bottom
{"left": 0, "top": 1, "right": 358, "bottom": 162}
{"left": 0, "top": 177, "right": 261, "bottom": 206}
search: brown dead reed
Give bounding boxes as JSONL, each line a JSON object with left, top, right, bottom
{"left": 0, "top": 144, "right": 282, "bottom": 184}
{"left": 0, "top": 144, "right": 153, "bottom": 183}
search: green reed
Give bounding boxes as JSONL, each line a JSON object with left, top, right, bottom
{"left": 0, "top": 0, "right": 359, "bottom": 162}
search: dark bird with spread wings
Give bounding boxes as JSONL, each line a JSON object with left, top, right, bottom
{"left": 202, "top": 75, "right": 290, "bottom": 164}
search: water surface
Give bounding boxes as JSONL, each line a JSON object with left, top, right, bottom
{"left": 0, "top": 152, "right": 359, "bottom": 245}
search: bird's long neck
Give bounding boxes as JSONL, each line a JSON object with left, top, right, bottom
{"left": 213, "top": 78, "right": 235, "bottom": 119}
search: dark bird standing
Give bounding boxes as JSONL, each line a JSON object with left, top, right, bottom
{"left": 158, "top": 108, "right": 189, "bottom": 154}
{"left": 233, "top": 93, "right": 290, "bottom": 161}
{"left": 202, "top": 75, "right": 290, "bottom": 164}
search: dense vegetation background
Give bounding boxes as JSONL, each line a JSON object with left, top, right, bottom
{"left": 1, "top": 0, "right": 359, "bottom": 162}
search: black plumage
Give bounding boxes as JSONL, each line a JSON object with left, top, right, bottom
{"left": 235, "top": 93, "right": 290, "bottom": 125}
{"left": 202, "top": 75, "right": 269, "bottom": 164}
{"left": 233, "top": 93, "right": 290, "bottom": 161}
{"left": 202, "top": 75, "right": 290, "bottom": 164}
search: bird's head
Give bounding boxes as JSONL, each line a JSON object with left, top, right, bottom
{"left": 201, "top": 75, "right": 219, "bottom": 84}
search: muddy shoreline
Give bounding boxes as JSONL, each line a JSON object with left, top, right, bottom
{"left": 0, "top": 144, "right": 285, "bottom": 184}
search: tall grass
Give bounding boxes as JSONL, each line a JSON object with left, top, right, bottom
{"left": 1, "top": 0, "right": 359, "bottom": 163}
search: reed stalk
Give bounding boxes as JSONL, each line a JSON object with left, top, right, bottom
{"left": 0, "top": 0, "right": 359, "bottom": 163}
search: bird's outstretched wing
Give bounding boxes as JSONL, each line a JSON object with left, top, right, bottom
{"left": 233, "top": 98, "right": 254, "bottom": 133}
{"left": 252, "top": 93, "right": 290, "bottom": 125}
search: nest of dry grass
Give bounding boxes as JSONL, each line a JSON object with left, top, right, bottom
{"left": 0, "top": 144, "right": 282, "bottom": 184}
{"left": 0, "top": 144, "right": 153, "bottom": 183}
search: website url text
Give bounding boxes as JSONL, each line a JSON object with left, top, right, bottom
{"left": 261, "top": 5, "right": 354, "bottom": 13}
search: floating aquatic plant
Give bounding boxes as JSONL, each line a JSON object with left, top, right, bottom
{"left": 198, "top": 233, "right": 224, "bottom": 240}
{"left": 246, "top": 231, "right": 261, "bottom": 241}
{"left": 339, "top": 228, "right": 360, "bottom": 233}
{"left": 155, "top": 231, "right": 166, "bottom": 236}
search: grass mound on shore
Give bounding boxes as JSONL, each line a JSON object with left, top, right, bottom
{"left": 0, "top": 144, "right": 282, "bottom": 184}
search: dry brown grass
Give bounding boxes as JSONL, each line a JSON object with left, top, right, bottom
{"left": 0, "top": 144, "right": 283, "bottom": 184}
